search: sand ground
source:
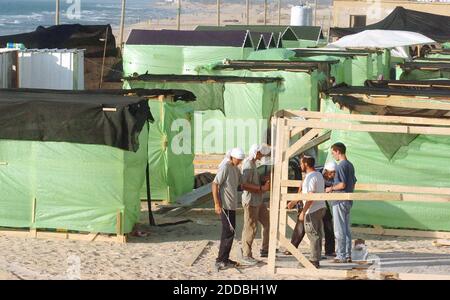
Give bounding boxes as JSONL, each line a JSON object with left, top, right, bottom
{"left": 1, "top": 202, "right": 450, "bottom": 280}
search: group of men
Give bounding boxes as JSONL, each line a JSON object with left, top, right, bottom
{"left": 211, "top": 142, "right": 356, "bottom": 270}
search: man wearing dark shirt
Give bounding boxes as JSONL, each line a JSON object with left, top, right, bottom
{"left": 325, "top": 142, "right": 357, "bottom": 263}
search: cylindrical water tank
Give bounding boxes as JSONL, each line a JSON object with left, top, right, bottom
{"left": 290, "top": 5, "right": 313, "bottom": 26}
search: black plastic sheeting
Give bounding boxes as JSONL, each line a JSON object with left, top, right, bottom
{"left": 365, "top": 80, "right": 450, "bottom": 90}
{"left": 400, "top": 62, "right": 450, "bottom": 71}
{"left": 0, "top": 24, "right": 117, "bottom": 57}
{"left": 126, "top": 29, "right": 252, "bottom": 47}
{"left": 328, "top": 84, "right": 450, "bottom": 98}
{"left": 125, "top": 74, "right": 282, "bottom": 84}
{"left": 330, "top": 7, "right": 450, "bottom": 43}
{"left": 0, "top": 89, "right": 167, "bottom": 152}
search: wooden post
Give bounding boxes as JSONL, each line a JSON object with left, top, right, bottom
{"left": 116, "top": 210, "right": 126, "bottom": 243}
{"left": 99, "top": 26, "right": 109, "bottom": 89}
{"left": 278, "top": 0, "right": 281, "bottom": 25}
{"left": 246, "top": 0, "right": 250, "bottom": 25}
{"left": 177, "top": 0, "right": 181, "bottom": 30}
{"left": 30, "top": 197, "right": 37, "bottom": 238}
{"left": 264, "top": 0, "right": 268, "bottom": 25}
{"left": 278, "top": 127, "right": 290, "bottom": 246}
{"left": 217, "top": 0, "right": 221, "bottom": 26}
{"left": 267, "top": 118, "right": 286, "bottom": 273}
{"left": 55, "top": 0, "right": 60, "bottom": 25}
{"left": 119, "top": 0, "right": 127, "bottom": 51}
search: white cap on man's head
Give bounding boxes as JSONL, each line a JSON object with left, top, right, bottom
{"left": 230, "top": 147, "right": 245, "bottom": 160}
{"left": 324, "top": 161, "right": 337, "bottom": 172}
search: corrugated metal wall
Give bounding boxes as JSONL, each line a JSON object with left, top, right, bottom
{"left": 0, "top": 50, "right": 17, "bottom": 88}
{"left": 18, "top": 49, "right": 85, "bottom": 90}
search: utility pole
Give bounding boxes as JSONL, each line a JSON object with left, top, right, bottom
{"left": 217, "top": 0, "right": 221, "bottom": 26}
{"left": 264, "top": 0, "right": 267, "bottom": 25}
{"left": 55, "top": 0, "right": 60, "bottom": 25}
{"left": 314, "top": 0, "right": 318, "bottom": 26}
{"left": 119, "top": 0, "right": 126, "bottom": 51}
{"left": 177, "top": 0, "right": 181, "bottom": 30}
{"left": 278, "top": 0, "right": 281, "bottom": 25}
{"left": 246, "top": 0, "right": 250, "bottom": 25}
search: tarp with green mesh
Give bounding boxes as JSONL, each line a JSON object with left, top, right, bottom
{"left": 194, "top": 81, "right": 280, "bottom": 154}
{"left": 145, "top": 100, "right": 195, "bottom": 202}
{"left": 123, "top": 45, "right": 254, "bottom": 76}
{"left": 396, "top": 66, "right": 450, "bottom": 80}
{"left": 0, "top": 127, "right": 149, "bottom": 234}
{"left": 319, "top": 99, "right": 450, "bottom": 231}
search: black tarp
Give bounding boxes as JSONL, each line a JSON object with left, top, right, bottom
{"left": 0, "top": 89, "right": 165, "bottom": 151}
{"left": 330, "top": 7, "right": 450, "bottom": 43}
{"left": 328, "top": 85, "right": 450, "bottom": 98}
{"left": 365, "top": 80, "right": 450, "bottom": 90}
{"left": 127, "top": 29, "right": 253, "bottom": 48}
{"left": 0, "top": 24, "right": 117, "bottom": 57}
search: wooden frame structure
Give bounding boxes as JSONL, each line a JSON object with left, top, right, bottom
{"left": 268, "top": 110, "right": 450, "bottom": 279}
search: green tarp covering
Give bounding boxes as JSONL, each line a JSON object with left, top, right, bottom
{"left": 0, "top": 127, "right": 148, "bottom": 234}
{"left": 320, "top": 99, "right": 450, "bottom": 231}
{"left": 145, "top": 100, "right": 194, "bottom": 202}
{"left": 123, "top": 45, "right": 253, "bottom": 76}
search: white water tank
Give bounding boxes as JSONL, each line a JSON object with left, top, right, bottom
{"left": 290, "top": 5, "right": 313, "bottom": 26}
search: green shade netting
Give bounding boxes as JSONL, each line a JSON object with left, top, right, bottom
{"left": 123, "top": 79, "right": 225, "bottom": 112}
{"left": 194, "top": 81, "right": 279, "bottom": 154}
{"left": 320, "top": 99, "right": 450, "bottom": 231}
{"left": 398, "top": 68, "right": 450, "bottom": 80}
{"left": 199, "top": 68, "right": 323, "bottom": 112}
{"left": 0, "top": 128, "right": 148, "bottom": 234}
{"left": 146, "top": 101, "right": 195, "bottom": 202}
{"left": 426, "top": 53, "right": 450, "bottom": 59}
{"left": 292, "top": 55, "right": 346, "bottom": 85}
{"left": 442, "top": 42, "right": 450, "bottom": 49}
{"left": 123, "top": 45, "right": 253, "bottom": 76}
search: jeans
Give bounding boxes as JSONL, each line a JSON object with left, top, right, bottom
{"left": 332, "top": 201, "right": 352, "bottom": 260}
{"left": 217, "top": 209, "right": 236, "bottom": 262}
{"left": 241, "top": 203, "right": 270, "bottom": 257}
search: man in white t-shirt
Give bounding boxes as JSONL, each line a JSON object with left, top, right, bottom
{"left": 299, "top": 156, "right": 327, "bottom": 268}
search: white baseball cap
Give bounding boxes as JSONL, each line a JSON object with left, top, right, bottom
{"left": 324, "top": 161, "right": 337, "bottom": 172}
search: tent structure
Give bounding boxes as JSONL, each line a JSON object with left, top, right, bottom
{"left": 330, "top": 7, "right": 450, "bottom": 43}
{"left": 202, "top": 59, "right": 335, "bottom": 111}
{"left": 0, "top": 89, "right": 151, "bottom": 236}
{"left": 327, "top": 30, "right": 436, "bottom": 49}
{"left": 223, "top": 25, "right": 299, "bottom": 48}
{"left": 123, "top": 29, "right": 254, "bottom": 76}
{"left": 293, "top": 48, "right": 389, "bottom": 85}
{"left": 124, "top": 74, "right": 281, "bottom": 155}
{"left": 321, "top": 82, "right": 450, "bottom": 232}
{"left": 396, "top": 61, "right": 450, "bottom": 80}
{"left": 0, "top": 24, "right": 117, "bottom": 57}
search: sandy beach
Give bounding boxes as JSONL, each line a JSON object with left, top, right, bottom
{"left": 1, "top": 200, "right": 450, "bottom": 280}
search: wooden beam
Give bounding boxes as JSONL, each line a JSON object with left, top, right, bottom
{"left": 289, "top": 130, "right": 331, "bottom": 159}
{"left": 285, "top": 110, "right": 450, "bottom": 126}
{"left": 279, "top": 235, "right": 316, "bottom": 269}
{"left": 356, "top": 183, "right": 450, "bottom": 195}
{"left": 281, "top": 180, "right": 302, "bottom": 188}
{"left": 286, "top": 119, "right": 450, "bottom": 136}
{"left": 432, "top": 239, "right": 450, "bottom": 247}
{"left": 352, "top": 227, "right": 450, "bottom": 239}
{"left": 286, "top": 129, "right": 322, "bottom": 159}
{"left": 282, "top": 192, "right": 450, "bottom": 203}
{"left": 362, "top": 95, "right": 450, "bottom": 111}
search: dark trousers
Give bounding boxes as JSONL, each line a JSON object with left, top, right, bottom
{"left": 291, "top": 205, "right": 335, "bottom": 255}
{"left": 323, "top": 202, "right": 336, "bottom": 255}
{"left": 291, "top": 212, "right": 305, "bottom": 248}
{"left": 217, "top": 209, "right": 236, "bottom": 262}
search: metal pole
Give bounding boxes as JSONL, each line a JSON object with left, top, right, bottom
{"left": 99, "top": 26, "right": 109, "bottom": 89}
{"left": 246, "top": 0, "right": 250, "bottom": 25}
{"left": 314, "top": 0, "right": 318, "bottom": 26}
{"left": 264, "top": 0, "right": 267, "bottom": 25}
{"left": 177, "top": 0, "right": 181, "bottom": 30}
{"left": 55, "top": 0, "right": 60, "bottom": 25}
{"left": 217, "top": 0, "right": 220, "bottom": 26}
{"left": 278, "top": 0, "right": 281, "bottom": 25}
{"left": 119, "top": 0, "right": 126, "bottom": 51}
{"left": 146, "top": 163, "right": 156, "bottom": 226}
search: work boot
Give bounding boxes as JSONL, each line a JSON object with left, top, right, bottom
{"left": 225, "top": 259, "right": 240, "bottom": 267}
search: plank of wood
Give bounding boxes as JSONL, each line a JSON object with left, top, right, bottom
{"left": 175, "top": 183, "right": 212, "bottom": 207}
{"left": 288, "top": 130, "right": 332, "bottom": 159}
{"left": 279, "top": 235, "right": 316, "bottom": 269}
{"left": 185, "top": 240, "right": 210, "bottom": 267}
{"left": 284, "top": 110, "right": 450, "bottom": 126}
{"left": 432, "top": 239, "right": 450, "bottom": 247}
{"left": 286, "top": 128, "right": 322, "bottom": 159}
{"left": 356, "top": 183, "right": 450, "bottom": 195}
{"left": 281, "top": 192, "right": 450, "bottom": 203}
{"left": 352, "top": 227, "right": 450, "bottom": 239}
{"left": 280, "top": 180, "right": 302, "bottom": 188}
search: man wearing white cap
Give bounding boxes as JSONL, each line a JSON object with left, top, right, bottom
{"left": 240, "top": 144, "right": 271, "bottom": 264}
{"left": 212, "top": 148, "right": 268, "bottom": 270}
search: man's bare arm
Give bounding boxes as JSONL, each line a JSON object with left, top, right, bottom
{"left": 212, "top": 182, "right": 222, "bottom": 214}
